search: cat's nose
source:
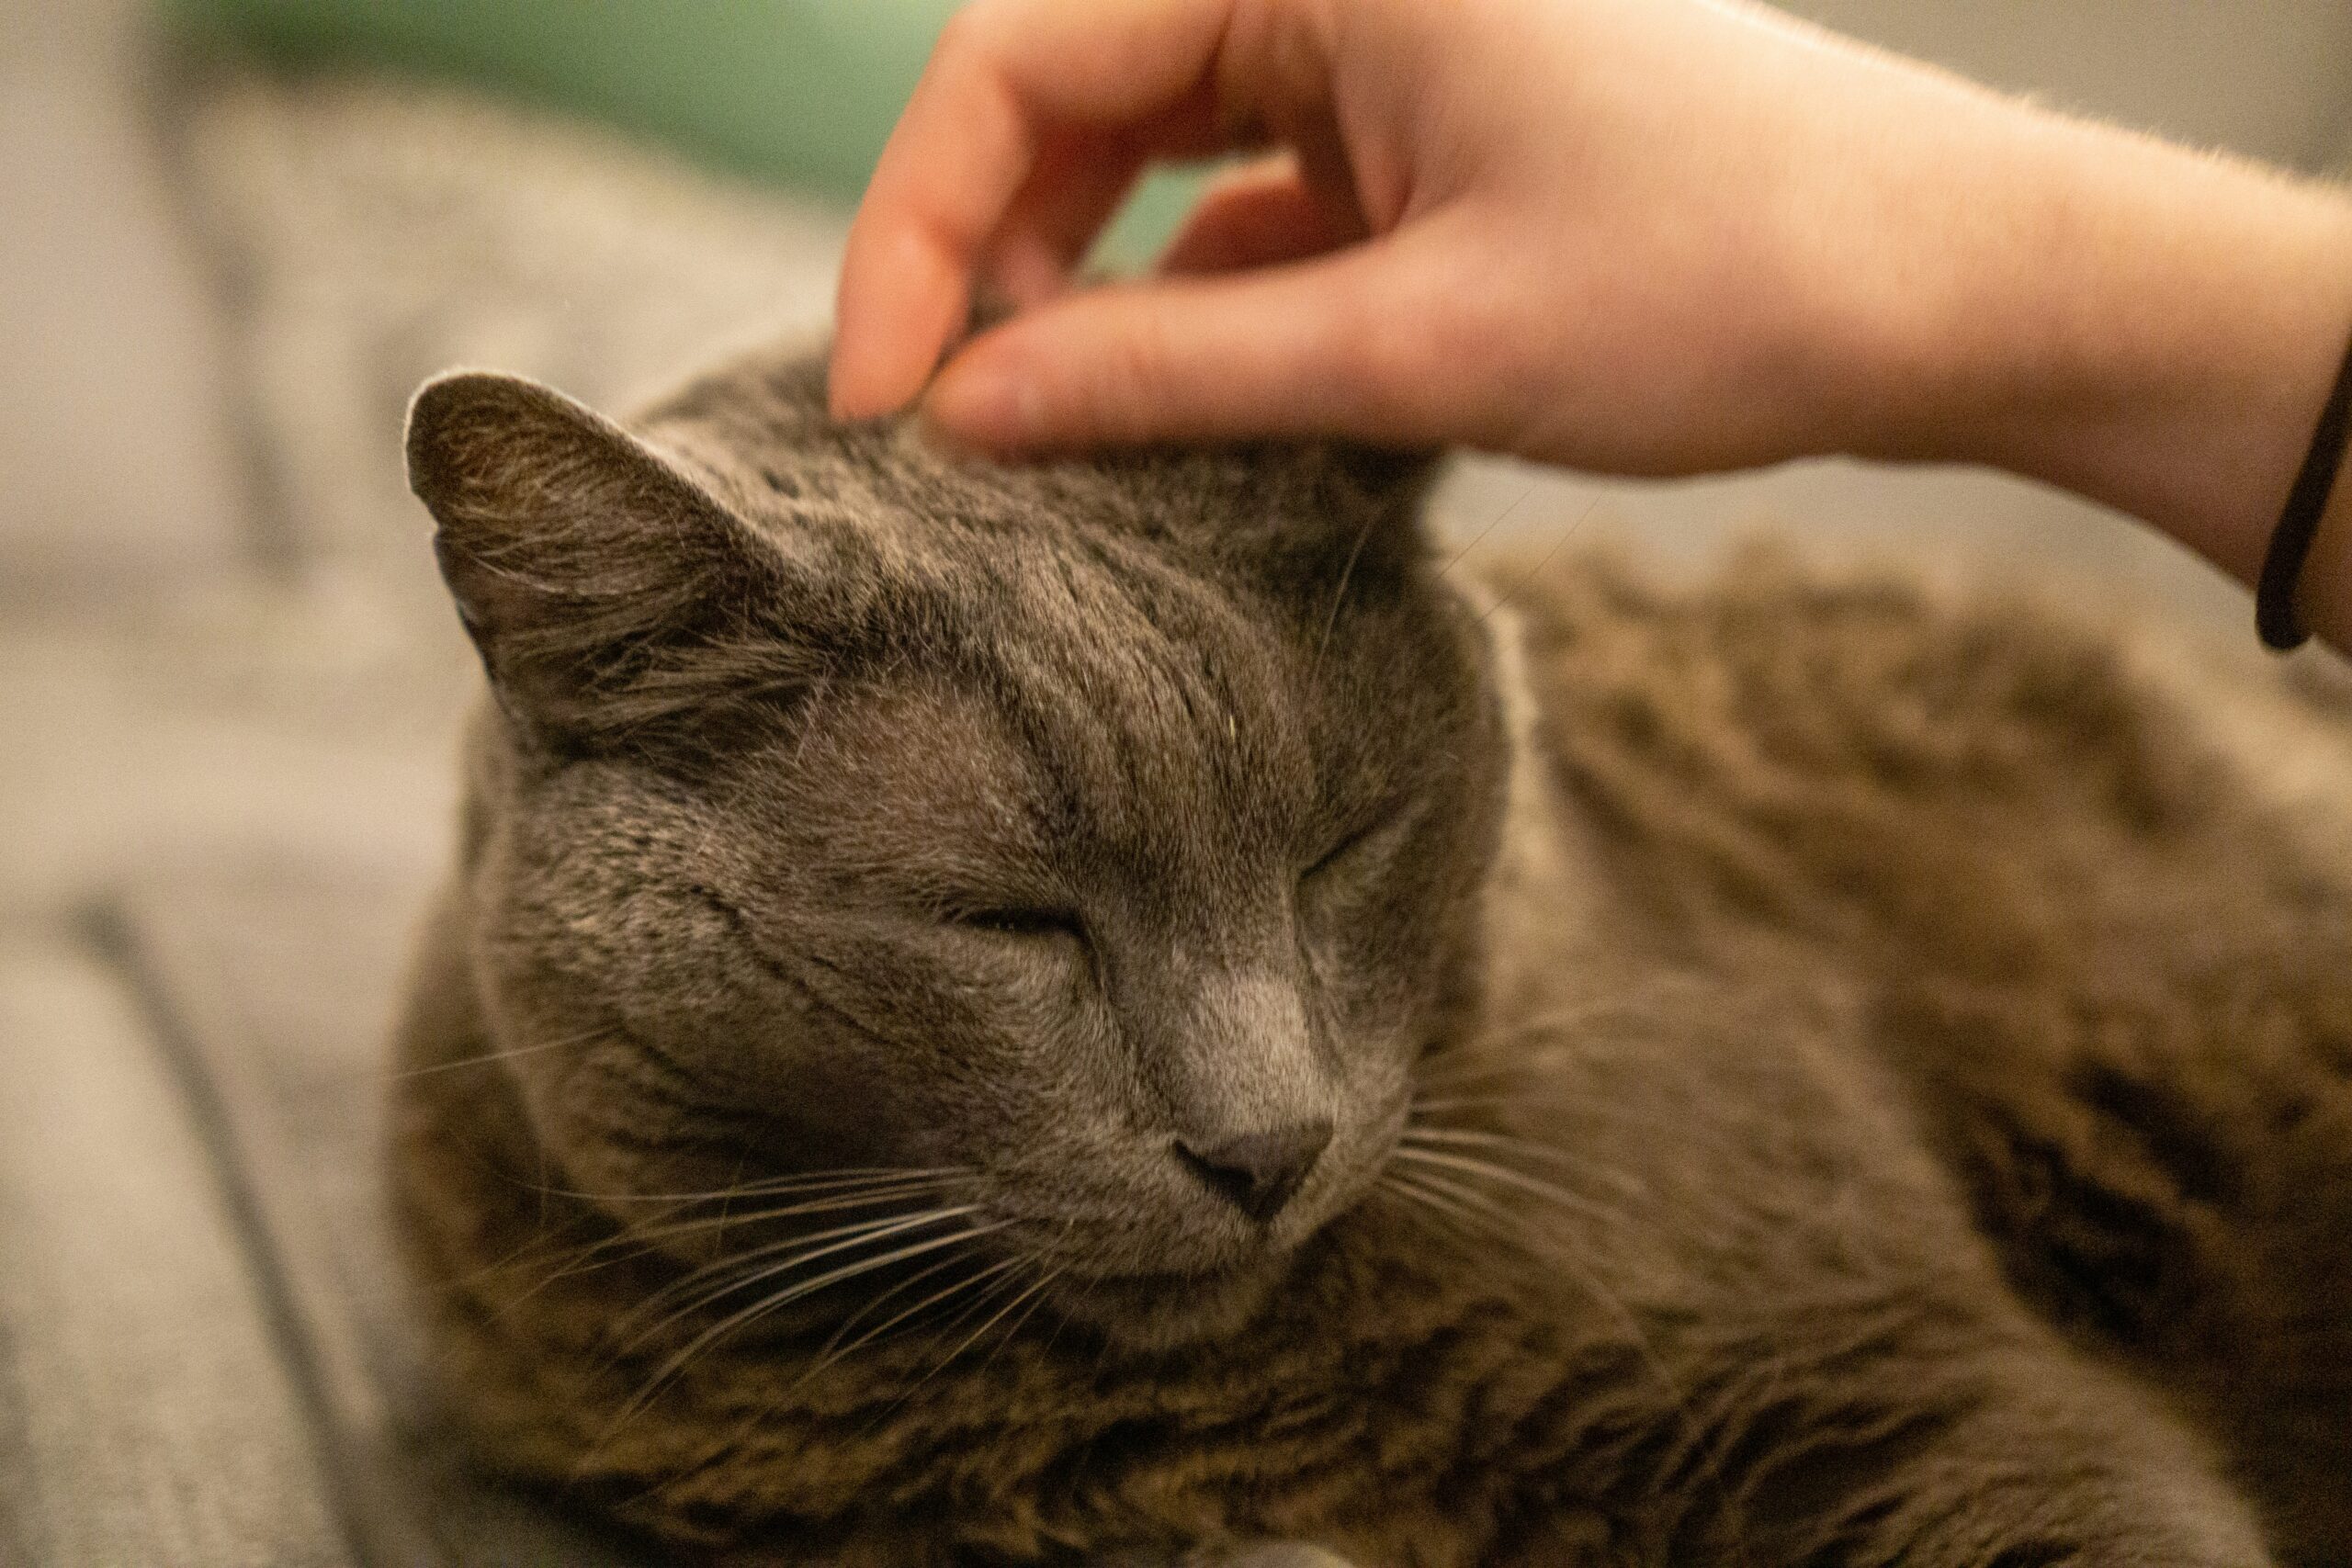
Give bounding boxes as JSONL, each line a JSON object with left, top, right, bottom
{"left": 1175, "top": 1120, "right": 1333, "bottom": 1224}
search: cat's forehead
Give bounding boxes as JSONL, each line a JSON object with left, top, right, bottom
{"left": 610, "top": 344, "right": 1453, "bottom": 818}
{"left": 632, "top": 344, "right": 1431, "bottom": 565}
{"left": 752, "top": 654, "right": 1311, "bottom": 893}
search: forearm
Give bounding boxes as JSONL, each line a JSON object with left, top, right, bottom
{"left": 1868, "top": 106, "right": 2352, "bottom": 649}
{"left": 834, "top": 0, "right": 2352, "bottom": 649}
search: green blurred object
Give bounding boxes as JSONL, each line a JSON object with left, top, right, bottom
{"left": 167, "top": 0, "right": 1204, "bottom": 266}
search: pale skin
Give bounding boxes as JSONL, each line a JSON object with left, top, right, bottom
{"left": 829, "top": 0, "right": 2352, "bottom": 651}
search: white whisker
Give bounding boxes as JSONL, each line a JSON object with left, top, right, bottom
{"left": 1469, "top": 497, "right": 1600, "bottom": 631}
{"left": 388, "top": 1023, "right": 619, "bottom": 1081}
{"left": 1386, "top": 1162, "right": 1740, "bottom": 1551}
{"left": 1435, "top": 481, "right": 1538, "bottom": 584}
{"left": 614, "top": 1205, "right": 986, "bottom": 1345}
{"left": 981, "top": 1265, "right": 1061, "bottom": 1372}
{"left": 801, "top": 1251, "right": 1032, "bottom": 1383}
{"left": 922, "top": 1264, "right": 1059, "bottom": 1385}
{"left": 596, "top": 1215, "right": 1011, "bottom": 1445}
{"left": 1391, "top": 1143, "right": 1618, "bottom": 1224}
{"left": 503, "top": 1177, "right": 962, "bottom": 1300}
{"left": 534, "top": 1165, "right": 968, "bottom": 1206}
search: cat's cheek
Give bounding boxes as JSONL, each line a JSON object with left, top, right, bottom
{"left": 926, "top": 940, "right": 1101, "bottom": 1037}
{"left": 1296, "top": 905, "right": 1419, "bottom": 1013}
{"left": 533, "top": 1040, "right": 750, "bottom": 1204}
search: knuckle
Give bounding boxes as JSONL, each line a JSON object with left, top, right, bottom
{"left": 934, "top": 0, "right": 1037, "bottom": 68}
{"left": 1326, "top": 283, "right": 1434, "bottom": 428}
{"left": 1110, "top": 344, "right": 1176, "bottom": 436}
{"left": 933, "top": 5, "right": 992, "bottom": 58}
{"left": 1085, "top": 310, "right": 1182, "bottom": 440}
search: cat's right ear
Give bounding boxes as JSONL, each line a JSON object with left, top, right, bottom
{"left": 406, "top": 370, "right": 797, "bottom": 751}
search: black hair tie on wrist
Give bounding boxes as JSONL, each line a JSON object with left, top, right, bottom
{"left": 2257, "top": 328, "right": 2352, "bottom": 650}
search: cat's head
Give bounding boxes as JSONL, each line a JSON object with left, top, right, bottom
{"left": 406, "top": 347, "right": 1503, "bottom": 1341}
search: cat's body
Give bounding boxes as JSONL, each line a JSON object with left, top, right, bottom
{"left": 392, "top": 340, "right": 2352, "bottom": 1567}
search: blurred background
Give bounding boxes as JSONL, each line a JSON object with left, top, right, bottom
{"left": 5, "top": 3, "right": 2352, "bottom": 1562}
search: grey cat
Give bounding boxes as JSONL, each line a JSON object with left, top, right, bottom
{"left": 391, "top": 338, "right": 2352, "bottom": 1567}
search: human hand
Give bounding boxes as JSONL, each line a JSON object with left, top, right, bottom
{"left": 830, "top": 0, "right": 2352, "bottom": 649}
{"left": 830, "top": 0, "right": 2080, "bottom": 474}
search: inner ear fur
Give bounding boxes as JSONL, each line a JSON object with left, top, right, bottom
{"left": 406, "top": 370, "right": 813, "bottom": 750}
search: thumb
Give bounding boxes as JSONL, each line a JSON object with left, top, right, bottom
{"left": 922, "top": 245, "right": 1439, "bottom": 453}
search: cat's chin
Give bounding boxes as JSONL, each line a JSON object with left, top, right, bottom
{"left": 1042, "top": 1258, "right": 1290, "bottom": 1351}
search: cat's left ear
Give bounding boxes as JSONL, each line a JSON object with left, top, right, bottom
{"left": 406, "top": 369, "right": 801, "bottom": 750}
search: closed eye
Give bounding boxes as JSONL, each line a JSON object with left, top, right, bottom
{"left": 954, "top": 907, "right": 1085, "bottom": 942}
{"left": 1300, "top": 803, "right": 1421, "bottom": 912}
{"left": 1303, "top": 819, "right": 1385, "bottom": 885}
{"left": 948, "top": 905, "right": 1096, "bottom": 987}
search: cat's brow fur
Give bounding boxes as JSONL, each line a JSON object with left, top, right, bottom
{"left": 394, "top": 339, "right": 2352, "bottom": 1568}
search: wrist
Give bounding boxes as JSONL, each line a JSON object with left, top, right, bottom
{"left": 1860, "top": 103, "right": 2352, "bottom": 606}
{"left": 2302, "top": 475, "right": 2352, "bottom": 649}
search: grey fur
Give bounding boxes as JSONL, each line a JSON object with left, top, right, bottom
{"left": 390, "top": 338, "right": 2351, "bottom": 1567}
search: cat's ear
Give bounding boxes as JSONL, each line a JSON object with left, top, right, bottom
{"left": 405, "top": 370, "right": 795, "bottom": 750}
